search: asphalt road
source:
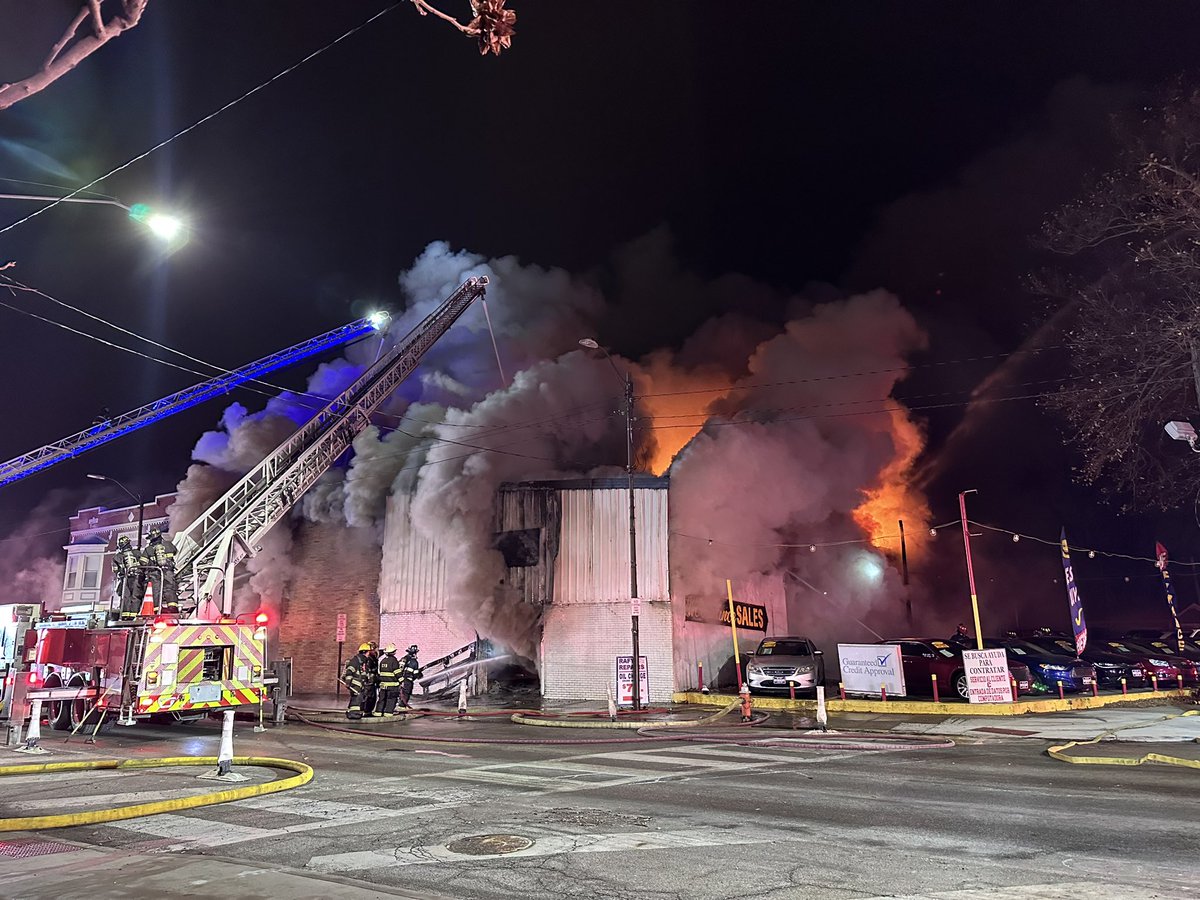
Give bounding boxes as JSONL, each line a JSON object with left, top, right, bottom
{"left": 0, "top": 712, "right": 1196, "bottom": 899}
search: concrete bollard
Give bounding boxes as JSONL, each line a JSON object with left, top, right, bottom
{"left": 789, "top": 680, "right": 796, "bottom": 701}
{"left": 1057, "top": 680, "right": 1064, "bottom": 700}
{"left": 1178, "top": 674, "right": 1185, "bottom": 691}
{"left": 815, "top": 685, "right": 828, "bottom": 732}
{"left": 880, "top": 684, "right": 887, "bottom": 703}
{"left": 698, "top": 661, "right": 707, "bottom": 693}
{"left": 1010, "top": 676, "right": 1018, "bottom": 702}
{"left": 838, "top": 681, "right": 845, "bottom": 701}
{"left": 1091, "top": 679, "right": 1098, "bottom": 697}
{"left": 931, "top": 673, "right": 939, "bottom": 703}
{"left": 15, "top": 699, "right": 49, "bottom": 754}
{"left": 1151, "top": 674, "right": 1159, "bottom": 693}
{"left": 606, "top": 684, "right": 617, "bottom": 722}
{"left": 1120, "top": 677, "right": 1127, "bottom": 696}
{"left": 458, "top": 680, "right": 469, "bottom": 718}
{"left": 199, "top": 710, "right": 250, "bottom": 783}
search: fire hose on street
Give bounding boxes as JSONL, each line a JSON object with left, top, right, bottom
{"left": 1046, "top": 708, "right": 1200, "bottom": 770}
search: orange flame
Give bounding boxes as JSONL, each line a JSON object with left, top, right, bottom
{"left": 852, "top": 409, "right": 930, "bottom": 559}
{"left": 637, "top": 358, "right": 731, "bottom": 475}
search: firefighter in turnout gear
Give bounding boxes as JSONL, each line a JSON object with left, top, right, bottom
{"left": 143, "top": 527, "right": 179, "bottom": 613}
{"left": 361, "top": 641, "right": 380, "bottom": 716}
{"left": 399, "top": 644, "right": 422, "bottom": 708}
{"left": 112, "top": 535, "right": 144, "bottom": 621}
{"left": 343, "top": 643, "right": 372, "bottom": 719}
{"left": 376, "top": 644, "right": 401, "bottom": 716}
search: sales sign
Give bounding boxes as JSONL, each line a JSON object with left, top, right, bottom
{"left": 961, "top": 648, "right": 1012, "bottom": 704}
{"left": 837, "top": 643, "right": 906, "bottom": 697}
{"left": 335, "top": 613, "right": 347, "bottom": 643}
{"left": 615, "top": 655, "right": 649, "bottom": 707}
{"left": 719, "top": 600, "right": 768, "bottom": 632}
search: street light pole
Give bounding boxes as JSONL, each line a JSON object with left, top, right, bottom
{"left": 87, "top": 473, "right": 145, "bottom": 549}
{"left": 581, "top": 338, "right": 642, "bottom": 711}
{"left": 0, "top": 192, "right": 183, "bottom": 242}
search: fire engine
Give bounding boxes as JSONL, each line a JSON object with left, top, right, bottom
{"left": 1, "top": 277, "right": 489, "bottom": 741}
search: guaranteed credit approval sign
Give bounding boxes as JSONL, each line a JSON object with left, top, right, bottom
{"left": 837, "top": 643, "right": 905, "bottom": 697}
{"left": 961, "top": 648, "right": 1012, "bottom": 703}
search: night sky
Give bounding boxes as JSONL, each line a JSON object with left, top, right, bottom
{"left": 3, "top": 2, "right": 1200, "bottom": 626}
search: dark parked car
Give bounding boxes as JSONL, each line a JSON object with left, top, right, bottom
{"left": 1101, "top": 639, "right": 1198, "bottom": 686}
{"left": 744, "top": 636, "right": 825, "bottom": 693}
{"left": 1018, "top": 632, "right": 1147, "bottom": 690}
{"left": 883, "top": 638, "right": 1033, "bottom": 700}
{"left": 981, "top": 638, "right": 1096, "bottom": 694}
{"left": 1122, "top": 632, "right": 1200, "bottom": 666}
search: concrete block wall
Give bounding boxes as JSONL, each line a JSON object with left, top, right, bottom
{"left": 277, "top": 521, "right": 382, "bottom": 695}
{"left": 541, "top": 601, "right": 674, "bottom": 703}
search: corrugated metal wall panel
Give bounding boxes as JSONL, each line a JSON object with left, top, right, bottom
{"left": 378, "top": 493, "right": 450, "bottom": 613}
{"left": 494, "top": 486, "right": 560, "bottom": 606}
{"left": 554, "top": 488, "right": 669, "bottom": 603}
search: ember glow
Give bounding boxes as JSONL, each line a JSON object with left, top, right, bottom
{"left": 636, "top": 360, "right": 732, "bottom": 476}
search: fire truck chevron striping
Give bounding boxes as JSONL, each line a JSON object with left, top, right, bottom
{"left": 137, "top": 622, "right": 265, "bottom": 714}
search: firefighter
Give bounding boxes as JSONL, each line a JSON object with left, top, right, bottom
{"left": 343, "top": 642, "right": 372, "bottom": 719}
{"left": 376, "top": 644, "right": 401, "bottom": 716}
{"left": 143, "top": 527, "right": 179, "bottom": 614}
{"left": 361, "top": 641, "right": 380, "bottom": 716}
{"left": 399, "top": 644, "right": 422, "bottom": 708}
{"left": 111, "top": 535, "right": 144, "bottom": 621}
{"left": 948, "top": 623, "right": 972, "bottom": 648}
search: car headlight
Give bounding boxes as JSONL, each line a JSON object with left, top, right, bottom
{"left": 747, "top": 664, "right": 764, "bottom": 675}
{"left": 795, "top": 665, "right": 814, "bottom": 674}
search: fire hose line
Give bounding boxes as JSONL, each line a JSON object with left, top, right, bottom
{"left": 0, "top": 756, "right": 313, "bottom": 832}
{"left": 510, "top": 700, "right": 754, "bottom": 730}
{"left": 1046, "top": 709, "right": 1200, "bottom": 770}
{"left": 287, "top": 704, "right": 671, "bottom": 718}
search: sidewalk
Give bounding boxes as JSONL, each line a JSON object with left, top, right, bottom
{"left": 0, "top": 834, "right": 444, "bottom": 900}
{"left": 882, "top": 706, "right": 1200, "bottom": 743}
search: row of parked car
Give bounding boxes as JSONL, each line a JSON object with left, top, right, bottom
{"left": 741, "top": 629, "right": 1200, "bottom": 700}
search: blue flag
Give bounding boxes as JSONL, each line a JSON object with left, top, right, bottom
{"left": 1061, "top": 529, "right": 1087, "bottom": 656}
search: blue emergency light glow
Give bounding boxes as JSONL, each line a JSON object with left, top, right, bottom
{"left": 0, "top": 318, "right": 378, "bottom": 487}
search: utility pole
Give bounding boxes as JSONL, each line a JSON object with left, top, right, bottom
{"left": 958, "top": 490, "right": 983, "bottom": 649}
{"left": 625, "top": 372, "right": 641, "bottom": 712}
{"left": 898, "top": 519, "right": 912, "bottom": 627}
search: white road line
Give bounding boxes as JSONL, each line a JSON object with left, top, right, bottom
{"left": 638, "top": 743, "right": 821, "bottom": 763}
{"left": 306, "top": 826, "right": 784, "bottom": 873}
{"left": 109, "top": 813, "right": 274, "bottom": 844}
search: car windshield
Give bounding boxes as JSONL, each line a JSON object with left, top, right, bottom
{"left": 755, "top": 640, "right": 812, "bottom": 656}
{"left": 1144, "top": 639, "right": 1198, "bottom": 656}
{"left": 982, "top": 638, "right": 1042, "bottom": 655}
{"left": 1024, "top": 638, "right": 1077, "bottom": 657}
{"left": 1103, "top": 641, "right": 1141, "bottom": 656}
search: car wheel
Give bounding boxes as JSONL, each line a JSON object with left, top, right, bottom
{"left": 953, "top": 670, "right": 970, "bottom": 700}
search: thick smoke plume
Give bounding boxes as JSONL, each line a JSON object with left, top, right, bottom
{"left": 167, "top": 237, "right": 932, "bottom": 664}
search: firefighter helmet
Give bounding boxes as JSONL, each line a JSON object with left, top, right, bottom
{"left": 117, "top": 535, "right": 132, "bottom": 549}
{"left": 147, "top": 526, "right": 162, "bottom": 540}
{"left": 358, "top": 642, "right": 371, "bottom": 652}
{"left": 383, "top": 643, "right": 397, "bottom": 654}
{"left": 407, "top": 644, "right": 419, "bottom": 655}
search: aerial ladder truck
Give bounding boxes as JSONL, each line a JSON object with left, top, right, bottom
{"left": 1, "top": 277, "right": 489, "bottom": 742}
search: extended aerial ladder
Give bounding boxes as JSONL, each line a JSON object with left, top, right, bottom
{"left": 0, "top": 313, "right": 390, "bottom": 487}
{"left": 174, "top": 276, "right": 490, "bottom": 614}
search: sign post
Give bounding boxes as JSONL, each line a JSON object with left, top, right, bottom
{"left": 726, "top": 580, "right": 743, "bottom": 689}
{"left": 335, "top": 613, "right": 347, "bottom": 697}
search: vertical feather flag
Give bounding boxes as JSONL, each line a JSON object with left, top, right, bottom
{"left": 1061, "top": 529, "right": 1087, "bottom": 656}
{"left": 1155, "top": 542, "right": 1185, "bottom": 654}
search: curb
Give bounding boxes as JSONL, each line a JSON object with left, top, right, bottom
{"left": 672, "top": 689, "right": 1194, "bottom": 716}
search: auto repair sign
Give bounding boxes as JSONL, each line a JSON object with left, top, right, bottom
{"left": 961, "top": 648, "right": 1012, "bottom": 703}
{"left": 837, "top": 643, "right": 905, "bottom": 697}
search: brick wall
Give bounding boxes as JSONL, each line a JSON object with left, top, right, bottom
{"left": 277, "top": 520, "right": 382, "bottom": 695}
{"left": 542, "top": 601, "right": 674, "bottom": 702}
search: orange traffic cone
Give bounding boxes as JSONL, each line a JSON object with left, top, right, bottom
{"left": 138, "top": 582, "right": 155, "bottom": 617}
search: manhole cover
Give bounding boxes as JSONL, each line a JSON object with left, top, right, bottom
{"left": 0, "top": 839, "right": 80, "bottom": 859}
{"left": 446, "top": 834, "right": 533, "bottom": 856}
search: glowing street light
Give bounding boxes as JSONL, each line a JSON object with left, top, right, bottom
{"left": 0, "top": 192, "right": 185, "bottom": 244}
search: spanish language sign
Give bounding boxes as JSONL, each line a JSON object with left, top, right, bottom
{"left": 615, "top": 655, "right": 649, "bottom": 707}
{"left": 961, "top": 647, "right": 1012, "bottom": 704}
{"left": 837, "top": 643, "right": 905, "bottom": 697}
{"left": 718, "top": 600, "right": 768, "bottom": 632}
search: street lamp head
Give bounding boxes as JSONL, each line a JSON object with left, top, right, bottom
{"left": 1165, "top": 420, "right": 1198, "bottom": 444}
{"left": 578, "top": 338, "right": 600, "bottom": 350}
{"left": 145, "top": 212, "right": 184, "bottom": 242}
{"left": 86, "top": 473, "right": 107, "bottom": 481}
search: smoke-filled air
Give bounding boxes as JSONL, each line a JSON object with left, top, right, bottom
{"left": 170, "top": 235, "right": 932, "bottom": 659}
